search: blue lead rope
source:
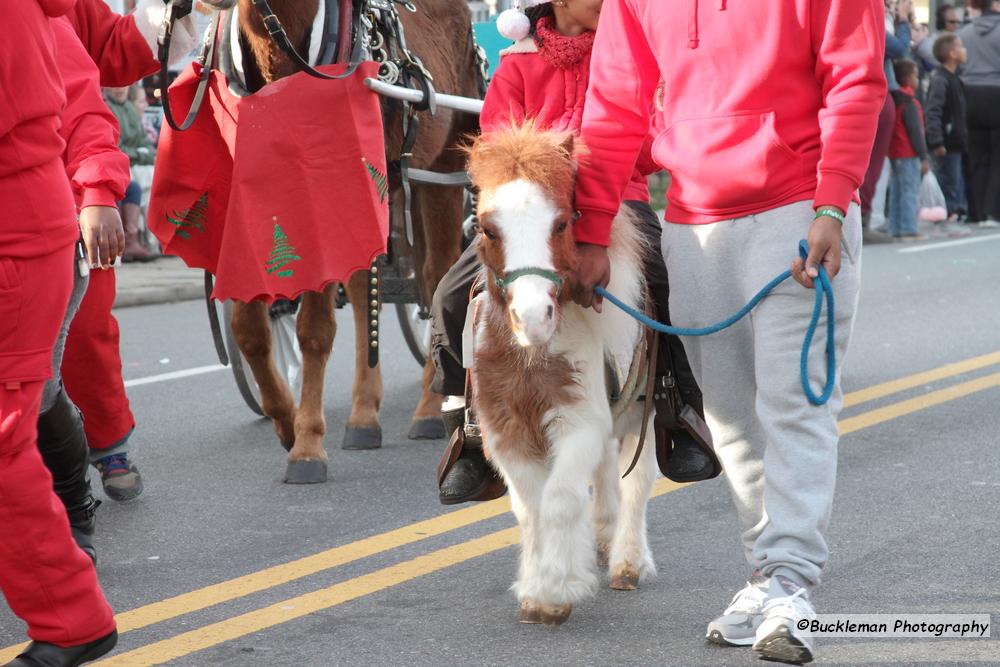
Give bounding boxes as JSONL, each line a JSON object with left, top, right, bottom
{"left": 594, "top": 239, "right": 836, "bottom": 406}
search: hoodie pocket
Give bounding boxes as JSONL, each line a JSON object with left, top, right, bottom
{"left": 652, "top": 110, "right": 806, "bottom": 215}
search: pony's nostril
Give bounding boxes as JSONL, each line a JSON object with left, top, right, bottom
{"left": 546, "top": 305, "right": 554, "bottom": 320}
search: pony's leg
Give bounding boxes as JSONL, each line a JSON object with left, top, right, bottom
{"left": 609, "top": 406, "right": 658, "bottom": 590}
{"left": 490, "top": 451, "right": 547, "bottom": 624}
{"left": 284, "top": 284, "right": 337, "bottom": 484}
{"left": 408, "top": 184, "right": 465, "bottom": 440}
{"left": 230, "top": 300, "right": 296, "bottom": 449}
{"left": 535, "top": 411, "right": 606, "bottom": 626}
{"left": 341, "top": 271, "right": 384, "bottom": 450}
{"left": 590, "top": 437, "right": 622, "bottom": 569}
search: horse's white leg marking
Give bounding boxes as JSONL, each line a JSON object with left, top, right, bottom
{"left": 610, "top": 404, "right": 658, "bottom": 589}
{"left": 590, "top": 436, "right": 621, "bottom": 568}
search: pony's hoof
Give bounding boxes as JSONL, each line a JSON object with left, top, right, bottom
{"left": 407, "top": 417, "right": 445, "bottom": 440}
{"left": 519, "top": 601, "right": 542, "bottom": 624}
{"left": 540, "top": 603, "right": 572, "bottom": 627}
{"left": 284, "top": 459, "right": 328, "bottom": 484}
{"left": 610, "top": 565, "right": 641, "bottom": 591}
{"left": 342, "top": 425, "right": 382, "bottom": 450}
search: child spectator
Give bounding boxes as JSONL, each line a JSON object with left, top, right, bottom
{"left": 889, "top": 59, "right": 930, "bottom": 240}
{"left": 925, "top": 33, "right": 969, "bottom": 224}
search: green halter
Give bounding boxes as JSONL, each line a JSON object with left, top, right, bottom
{"left": 492, "top": 267, "right": 566, "bottom": 298}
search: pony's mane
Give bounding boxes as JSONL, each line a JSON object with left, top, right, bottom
{"left": 467, "top": 120, "right": 577, "bottom": 198}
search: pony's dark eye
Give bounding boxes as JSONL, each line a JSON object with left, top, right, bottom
{"left": 556, "top": 222, "right": 568, "bottom": 233}
{"left": 482, "top": 227, "right": 497, "bottom": 241}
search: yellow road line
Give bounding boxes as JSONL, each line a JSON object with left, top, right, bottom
{"left": 93, "top": 373, "right": 1000, "bottom": 667}
{"left": 96, "top": 479, "right": 688, "bottom": 667}
{"left": 839, "top": 371, "right": 1000, "bottom": 435}
{"left": 842, "top": 350, "right": 1000, "bottom": 408}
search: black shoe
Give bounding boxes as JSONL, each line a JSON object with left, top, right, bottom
{"left": 665, "top": 431, "right": 716, "bottom": 482}
{"left": 439, "top": 448, "right": 497, "bottom": 505}
{"left": 4, "top": 629, "right": 117, "bottom": 667}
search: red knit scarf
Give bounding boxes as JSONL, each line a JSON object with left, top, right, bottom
{"left": 534, "top": 16, "right": 595, "bottom": 70}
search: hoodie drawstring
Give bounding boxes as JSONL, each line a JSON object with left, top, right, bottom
{"left": 689, "top": 0, "right": 728, "bottom": 49}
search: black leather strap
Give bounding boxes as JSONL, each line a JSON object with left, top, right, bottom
{"left": 159, "top": 8, "right": 220, "bottom": 132}
{"left": 250, "top": 0, "right": 364, "bottom": 80}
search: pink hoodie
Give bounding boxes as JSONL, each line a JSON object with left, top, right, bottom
{"left": 574, "top": 0, "right": 887, "bottom": 246}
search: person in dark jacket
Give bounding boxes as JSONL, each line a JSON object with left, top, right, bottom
{"left": 957, "top": 1, "right": 1000, "bottom": 224}
{"left": 889, "top": 60, "right": 930, "bottom": 240}
{"left": 925, "top": 33, "right": 969, "bottom": 222}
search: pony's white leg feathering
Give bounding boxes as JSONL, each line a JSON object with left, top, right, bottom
{"left": 590, "top": 436, "right": 622, "bottom": 567}
{"left": 610, "top": 406, "right": 658, "bottom": 590}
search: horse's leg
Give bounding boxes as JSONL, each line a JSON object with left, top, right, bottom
{"left": 341, "top": 270, "right": 384, "bottom": 450}
{"left": 489, "top": 451, "right": 547, "bottom": 624}
{"left": 230, "top": 300, "right": 296, "bottom": 449}
{"left": 609, "top": 407, "right": 658, "bottom": 590}
{"left": 535, "top": 410, "right": 606, "bottom": 627}
{"left": 591, "top": 437, "right": 622, "bottom": 569}
{"left": 284, "top": 284, "right": 337, "bottom": 484}
{"left": 408, "top": 184, "right": 465, "bottom": 440}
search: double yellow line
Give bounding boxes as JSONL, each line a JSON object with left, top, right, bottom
{"left": 3, "top": 351, "right": 1000, "bottom": 665}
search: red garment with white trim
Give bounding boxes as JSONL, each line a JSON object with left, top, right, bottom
{"left": 149, "top": 62, "right": 389, "bottom": 304}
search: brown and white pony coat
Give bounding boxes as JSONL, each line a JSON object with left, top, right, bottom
{"left": 228, "top": 0, "right": 480, "bottom": 482}
{"left": 467, "top": 123, "right": 658, "bottom": 626}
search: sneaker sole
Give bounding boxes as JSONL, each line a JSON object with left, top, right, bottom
{"left": 104, "top": 477, "right": 144, "bottom": 502}
{"left": 705, "top": 629, "right": 755, "bottom": 647}
{"left": 753, "top": 626, "right": 813, "bottom": 665}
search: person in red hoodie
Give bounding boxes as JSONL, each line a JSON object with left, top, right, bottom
{"left": 0, "top": 1, "right": 118, "bottom": 664}
{"left": 571, "top": 0, "right": 885, "bottom": 663}
{"left": 430, "top": 0, "right": 718, "bottom": 505}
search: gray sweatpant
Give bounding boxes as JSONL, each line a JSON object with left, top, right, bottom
{"left": 661, "top": 200, "right": 861, "bottom": 588}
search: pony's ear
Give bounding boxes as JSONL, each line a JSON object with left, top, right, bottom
{"left": 559, "top": 132, "right": 575, "bottom": 157}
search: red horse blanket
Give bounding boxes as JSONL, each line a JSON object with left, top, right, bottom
{"left": 148, "top": 61, "right": 388, "bottom": 303}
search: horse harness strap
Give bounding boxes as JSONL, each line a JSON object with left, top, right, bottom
{"left": 250, "top": 0, "right": 365, "bottom": 80}
{"left": 159, "top": 7, "right": 221, "bottom": 131}
{"left": 621, "top": 326, "right": 659, "bottom": 479}
{"left": 492, "top": 268, "right": 566, "bottom": 298}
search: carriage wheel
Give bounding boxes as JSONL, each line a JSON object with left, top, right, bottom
{"left": 222, "top": 300, "right": 304, "bottom": 416}
{"left": 395, "top": 302, "right": 431, "bottom": 367}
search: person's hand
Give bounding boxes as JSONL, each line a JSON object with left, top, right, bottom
{"left": 792, "top": 214, "right": 843, "bottom": 289}
{"left": 79, "top": 205, "right": 125, "bottom": 269}
{"left": 572, "top": 243, "right": 611, "bottom": 312}
{"left": 896, "top": 0, "right": 913, "bottom": 21}
{"left": 920, "top": 159, "right": 930, "bottom": 176}
{"left": 932, "top": 146, "right": 947, "bottom": 158}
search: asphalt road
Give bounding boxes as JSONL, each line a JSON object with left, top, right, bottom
{"left": 2, "top": 231, "right": 999, "bottom": 667}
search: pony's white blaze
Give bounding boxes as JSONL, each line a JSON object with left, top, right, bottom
{"left": 490, "top": 179, "right": 560, "bottom": 347}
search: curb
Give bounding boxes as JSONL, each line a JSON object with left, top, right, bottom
{"left": 113, "top": 284, "right": 203, "bottom": 309}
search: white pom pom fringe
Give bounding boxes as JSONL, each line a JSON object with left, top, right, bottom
{"left": 496, "top": 8, "right": 531, "bottom": 41}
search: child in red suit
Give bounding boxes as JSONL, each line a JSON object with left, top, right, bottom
{"left": 888, "top": 58, "right": 931, "bottom": 240}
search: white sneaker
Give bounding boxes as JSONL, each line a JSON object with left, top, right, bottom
{"left": 978, "top": 219, "right": 1000, "bottom": 228}
{"left": 752, "top": 576, "right": 817, "bottom": 665}
{"left": 705, "top": 576, "right": 770, "bottom": 646}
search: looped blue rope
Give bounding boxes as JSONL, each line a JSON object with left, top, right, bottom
{"left": 594, "top": 239, "right": 836, "bottom": 406}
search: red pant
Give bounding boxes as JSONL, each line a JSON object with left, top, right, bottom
{"left": 61, "top": 268, "right": 135, "bottom": 451}
{"left": 0, "top": 248, "right": 115, "bottom": 645}
{"left": 859, "top": 93, "right": 897, "bottom": 216}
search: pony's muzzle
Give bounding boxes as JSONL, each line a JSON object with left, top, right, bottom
{"left": 507, "top": 275, "right": 558, "bottom": 347}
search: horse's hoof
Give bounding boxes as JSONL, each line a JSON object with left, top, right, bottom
{"left": 540, "top": 603, "right": 572, "bottom": 628}
{"left": 610, "top": 565, "right": 641, "bottom": 591}
{"left": 342, "top": 425, "right": 382, "bottom": 450}
{"left": 283, "top": 459, "right": 328, "bottom": 484}
{"left": 519, "top": 601, "right": 542, "bottom": 624}
{"left": 407, "top": 417, "right": 445, "bottom": 440}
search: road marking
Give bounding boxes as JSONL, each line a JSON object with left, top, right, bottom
{"left": 897, "top": 233, "right": 1000, "bottom": 254}
{"left": 92, "top": 368, "right": 1000, "bottom": 666}
{"left": 3, "top": 354, "right": 998, "bottom": 663}
{"left": 842, "top": 350, "right": 1000, "bottom": 408}
{"left": 839, "top": 371, "right": 1000, "bottom": 435}
{"left": 123, "top": 365, "right": 226, "bottom": 388}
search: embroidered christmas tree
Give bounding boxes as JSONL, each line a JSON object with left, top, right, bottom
{"left": 364, "top": 159, "right": 388, "bottom": 204}
{"left": 266, "top": 224, "right": 301, "bottom": 277}
{"left": 165, "top": 193, "right": 208, "bottom": 239}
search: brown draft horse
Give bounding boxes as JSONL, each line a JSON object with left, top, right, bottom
{"left": 230, "top": 0, "right": 481, "bottom": 483}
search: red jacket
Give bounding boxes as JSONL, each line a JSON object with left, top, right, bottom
{"left": 574, "top": 0, "right": 887, "bottom": 246}
{"left": 889, "top": 87, "right": 927, "bottom": 160}
{"left": 66, "top": 0, "right": 160, "bottom": 87}
{"left": 0, "top": 0, "right": 78, "bottom": 258}
{"left": 52, "top": 16, "right": 130, "bottom": 210}
{"left": 480, "top": 23, "right": 652, "bottom": 204}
